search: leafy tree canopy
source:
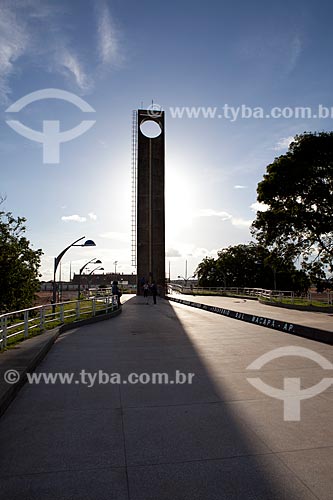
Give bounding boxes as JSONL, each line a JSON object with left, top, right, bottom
{"left": 0, "top": 209, "right": 42, "bottom": 313}
{"left": 195, "top": 243, "right": 309, "bottom": 292}
{"left": 251, "top": 132, "right": 333, "bottom": 273}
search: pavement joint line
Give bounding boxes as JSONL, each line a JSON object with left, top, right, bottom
{"left": 167, "top": 296, "right": 333, "bottom": 345}
{"left": 120, "top": 451, "right": 284, "bottom": 469}
{"left": 275, "top": 444, "right": 333, "bottom": 454}
{"left": 119, "top": 388, "right": 131, "bottom": 500}
{"left": 9, "top": 406, "right": 123, "bottom": 416}
{"left": 273, "top": 452, "right": 323, "bottom": 500}
{"left": 0, "top": 445, "right": 332, "bottom": 480}
{"left": 0, "top": 464, "right": 128, "bottom": 480}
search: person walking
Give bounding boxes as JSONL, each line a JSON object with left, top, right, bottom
{"left": 111, "top": 280, "right": 122, "bottom": 306}
{"left": 143, "top": 283, "right": 149, "bottom": 303}
{"left": 151, "top": 281, "right": 158, "bottom": 304}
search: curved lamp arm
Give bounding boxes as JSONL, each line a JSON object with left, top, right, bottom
{"left": 80, "top": 257, "right": 99, "bottom": 275}
{"left": 55, "top": 236, "right": 85, "bottom": 274}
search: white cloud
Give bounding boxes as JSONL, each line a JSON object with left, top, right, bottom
{"left": 96, "top": 1, "right": 120, "bottom": 66}
{"left": 250, "top": 201, "right": 269, "bottom": 213}
{"left": 99, "top": 232, "right": 130, "bottom": 243}
{"left": 58, "top": 49, "right": 91, "bottom": 91}
{"left": 233, "top": 185, "right": 247, "bottom": 189}
{"left": 231, "top": 217, "right": 252, "bottom": 228}
{"left": 287, "top": 36, "right": 302, "bottom": 73}
{"left": 0, "top": 3, "right": 90, "bottom": 99}
{"left": 196, "top": 209, "right": 232, "bottom": 220}
{"left": 196, "top": 207, "right": 254, "bottom": 229}
{"left": 0, "top": 5, "right": 30, "bottom": 102}
{"left": 88, "top": 212, "right": 97, "bottom": 221}
{"left": 0, "top": 1, "right": 123, "bottom": 100}
{"left": 192, "top": 247, "right": 217, "bottom": 258}
{"left": 273, "top": 136, "right": 294, "bottom": 151}
{"left": 166, "top": 248, "right": 182, "bottom": 257}
{"left": 61, "top": 214, "right": 87, "bottom": 222}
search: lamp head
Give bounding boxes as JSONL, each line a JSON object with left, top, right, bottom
{"left": 84, "top": 240, "right": 96, "bottom": 247}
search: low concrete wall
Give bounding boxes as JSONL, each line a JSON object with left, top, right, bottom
{"left": 167, "top": 296, "right": 333, "bottom": 345}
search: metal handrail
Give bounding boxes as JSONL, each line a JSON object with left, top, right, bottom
{"left": 0, "top": 294, "right": 119, "bottom": 351}
{"left": 167, "top": 285, "right": 333, "bottom": 305}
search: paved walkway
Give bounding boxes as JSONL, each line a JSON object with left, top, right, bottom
{"left": 0, "top": 296, "right": 332, "bottom": 499}
{"left": 172, "top": 292, "right": 333, "bottom": 332}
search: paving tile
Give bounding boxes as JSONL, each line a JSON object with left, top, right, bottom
{"left": 123, "top": 403, "right": 270, "bottom": 465}
{"left": 9, "top": 373, "right": 121, "bottom": 413}
{"left": 0, "top": 467, "right": 128, "bottom": 500}
{"left": 208, "top": 367, "right": 333, "bottom": 402}
{"left": 227, "top": 397, "right": 333, "bottom": 452}
{"left": 127, "top": 455, "right": 317, "bottom": 500}
{"left": 0, "top": 408, "right": 125, "bottom": 475}
{"left": 120, "top": 372, "right": 220, "bottom": 407}
{"left": 277, "top": 447, "right": 333, "bottom": 500}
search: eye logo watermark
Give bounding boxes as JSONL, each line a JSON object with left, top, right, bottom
{"left": 147, "top": 103, "right": 163, "bottom": 118}
{"left": 5, "top": 88, "right": 96, "bottom": 164}
{"left": 247, "top": 346, "right": 333, "bottom": 421}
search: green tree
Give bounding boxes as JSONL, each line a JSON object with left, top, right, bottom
{"left": 195, "top": 257, "right": 216, "bottom": 287}
{"left": 252, "top": 132, "right": 333, "bottom": 273}
{"left": 0, "top": 210, "right": 42, "bottom": 313}
{"left": 195, "top": 243, "right": 309, "bottom": 292}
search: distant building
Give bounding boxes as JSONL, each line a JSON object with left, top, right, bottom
{"left": 71, "top": 273, "right": 137, "bottom": 287}
{"left": 40, "top": 273, "right": 137, "bottom": 291}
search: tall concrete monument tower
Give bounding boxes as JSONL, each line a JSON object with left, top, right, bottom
{"left": 135, "top": 109, "right": 165, "bottom": 295}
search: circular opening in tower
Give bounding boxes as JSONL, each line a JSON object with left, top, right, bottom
{"left": 140, "top": 120, "right": 162, "bottom": 138}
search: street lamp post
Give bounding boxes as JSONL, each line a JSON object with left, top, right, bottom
{"left": 88, "top": 266, "right": 104, "bottom": 276}
{"left": 177, "top": 274, "right": 195, "bottom": 288}
{"left": 77, "top": 258, "right": 102, "bottom": 300}
{"left": 86, "top": 266, "right": 104, "bottom": 290}
{"left": 52, "top": 236, "right": 96, "bottom": 312}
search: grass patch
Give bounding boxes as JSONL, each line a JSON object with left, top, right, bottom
{"left": 260, "top": 296, "right": 333, "bottom": 309}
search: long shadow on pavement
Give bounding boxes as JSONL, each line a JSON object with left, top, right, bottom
{"left": 0, "top": 295, "right": 326, "bottom": 500}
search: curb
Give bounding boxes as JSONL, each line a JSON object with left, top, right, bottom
{"left": 59, "top": 307, "right": 122, "bottom": 333}
{"left": 0, "top": 330, "right": 59, "bottom": 418}
{"left": 0, "top": 307, "right": 122, "bottom": 418}
{"left": 167, "top": 296, "right": 333, "bottom": 345}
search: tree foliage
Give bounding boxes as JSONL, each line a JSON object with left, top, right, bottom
{"left": 0, "top": 210, "right": 42, "bottom": 313}
{"left": 195, "top": 243, "right": 309, "bottom": 292}
{"left": 251, "top": 132, "right": 333, "bottom": 272}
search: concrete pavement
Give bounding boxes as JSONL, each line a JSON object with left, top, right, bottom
{"left": 0, "top": 296, "right": 332, "bottom": 499}
{"left": 175, "top": 293, "right": 333, "bottom": 332}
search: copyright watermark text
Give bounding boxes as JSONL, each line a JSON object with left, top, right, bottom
{"left": 3, "top": 369, "right": 195, "bottom": 387}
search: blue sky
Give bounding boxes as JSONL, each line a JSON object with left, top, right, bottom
{"left": 1, "top": 0, "right": 333, "bottom": 281}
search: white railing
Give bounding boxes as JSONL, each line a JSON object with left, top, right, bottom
{"left": 87, "top": 286, "right": 136, "bottom": 298}
{"left": 168, "top": 285, "right": 267, "bottom": 296}
{"left": 167, "top": 285, "right": 333, "bottom": 305}
{"left": 0, "top": 295, "right": 119, "bottom": 351}
{"left": 260, "top": 290, "right": 333, "bottom": 305}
